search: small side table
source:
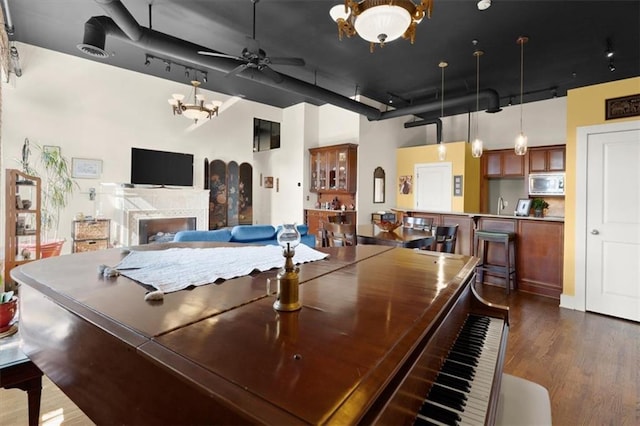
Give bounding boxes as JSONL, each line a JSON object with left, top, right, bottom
{"left": 0, "top": 326, "right": 43, "bottom": 426}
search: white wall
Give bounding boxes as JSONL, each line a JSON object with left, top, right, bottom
{"left": 1, "top": 42, "right": 569, "bottom": 257}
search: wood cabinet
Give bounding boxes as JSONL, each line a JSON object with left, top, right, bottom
{"left": 305, "top": 209, "right": 356, "bottom": 246}
{"left": 483, "top": 149, "right": 525, "bottom": 177}
{"left": 309, "top": 144, "right": 358, "bottom": 193}
{"left": 72, "top": 219, "right": 111, "bottom": 253}
{"left": 528, "top": 146, "right": 565, "bottom": 172}
{"left": 4, "top": 169, "right": 41, "bottom": 290}
{"left": 475, "top": 216, "right": 563, "bottom": 298}
{"left": 400, "top": 210, "right": 564, "bottom": 299}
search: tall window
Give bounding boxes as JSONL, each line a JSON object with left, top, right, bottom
{"left": 253, "top": 118, "right": 280, "bottom": 152}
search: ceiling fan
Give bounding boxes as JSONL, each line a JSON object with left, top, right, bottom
{"left": 198, "top": 0, "right": 305, "bottom": 84}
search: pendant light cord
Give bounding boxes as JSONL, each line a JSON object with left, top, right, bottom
{"left": 439, "top": 61, "right": 447, "bottom": 143}
{"left": 476, "top": 51, "right": 480, "bottom": 138}
{"left": 519, "top": 38, "right": 524, "bottom": 133}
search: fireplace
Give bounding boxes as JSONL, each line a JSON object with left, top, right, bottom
{"left": 138, "top": 217, "right": 196, "bottom": 244}
{"left": 104, "top": 187, "right": 209, "bottom": 247}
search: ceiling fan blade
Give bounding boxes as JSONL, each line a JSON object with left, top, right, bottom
{"left": 198, "top": 51, "right": 242, "bottom": 61}
{"left": 267, "top": 57, "right": 306, "bottom": 67}
{"left": 226, "top": 63, "right": 249, "bottom": 78}
{"left": 259, "top": 65, "right": 284, "bottom": 84}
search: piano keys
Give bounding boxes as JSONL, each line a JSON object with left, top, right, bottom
{"left": 416, "top": 315, "right": 505, "bottom": 425}
{"left": 13, "top": 243, "right": 508, "bottom": 425}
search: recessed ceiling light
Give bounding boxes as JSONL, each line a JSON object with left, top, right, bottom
{"left": 477, "top": 0, "right": 491, "bottom": 11}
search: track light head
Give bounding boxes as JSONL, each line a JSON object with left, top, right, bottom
{"left": 605, "top": 38, "right": 615, "bottom": 58}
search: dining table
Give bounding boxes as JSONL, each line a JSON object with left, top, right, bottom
{"left": 356, "top": 224, "right": 435, "bottom": 249}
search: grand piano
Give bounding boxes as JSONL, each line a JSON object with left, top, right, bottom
{"left": 12, "top": 243, "right": 509, "bottom": 425}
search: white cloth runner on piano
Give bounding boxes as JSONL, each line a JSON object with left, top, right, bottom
{"left": 115, "top": 244, "right": 329, "bottom": 293}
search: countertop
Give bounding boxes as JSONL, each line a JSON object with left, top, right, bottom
{"left": 391, "top": 208, "right": 565, "bottom": 222}
{"left": 304, "top": 208, "right": 357, "bottom": 213}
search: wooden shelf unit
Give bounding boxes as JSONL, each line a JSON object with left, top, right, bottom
{"left": 309, "top": 144, "right": 358, "bottom": 193}
{"left": 4, "top": 169, "right": 42, "bottom": 291}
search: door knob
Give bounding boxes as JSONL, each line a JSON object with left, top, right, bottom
{"left": 591, "top": 229, "right": 600, "bottom": 235}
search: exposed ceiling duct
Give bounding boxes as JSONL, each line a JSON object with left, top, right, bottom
{"left": 404, "top": 118, "right": 442, "bottom": 144}
{"left": 81, "top": 0, "right": 501, "bottom": 122}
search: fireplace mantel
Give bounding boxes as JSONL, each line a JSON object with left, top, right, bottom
{"left": 109, "top": 187, "right": 209, "bottom": 246}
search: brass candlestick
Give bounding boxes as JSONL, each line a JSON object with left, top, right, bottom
{"left": 273, "top": 224, "right": 302, "bottom": 312}
{"left": 273, "top": 243, "right": 302, "bottom": 312}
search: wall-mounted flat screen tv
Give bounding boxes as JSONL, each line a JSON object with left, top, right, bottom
{"left": 131, "top": 148, "right": 194, "bottom": 187}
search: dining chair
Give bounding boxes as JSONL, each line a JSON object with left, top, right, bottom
{"left": 431, "top": 224, "right": 458, "bottom": 253}
{"left": 324, "top": 222, "right": 356, "bottom": 247}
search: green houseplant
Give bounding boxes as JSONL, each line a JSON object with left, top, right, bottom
{"left": 22, "top": 139, "right": 79, "bottom": 255}
{"left": 531, "top": 198, "right": 549, "bottom": 218}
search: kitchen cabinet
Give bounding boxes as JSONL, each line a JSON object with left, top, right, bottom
{"left": 309, "top": 144, "right": 358, "bottom": 193}
{"left": 528, "top": 146, "right": 565, "bottom": 172}
{"left": 483, "top": 149, "right": 524, "bottom": 177}
{"left": 399, "top": 209, "right": 565, "bottom": 299}
{"left": 72, "top": 219, "right": 111, "bottom": 252}
{"left": 305, "top": 209, "right": 356, "bottom": 246}
{"left": 4, "top": 169, "right": 41, "bottom": 290}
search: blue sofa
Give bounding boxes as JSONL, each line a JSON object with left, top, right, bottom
{"left": 173, "top": 224, "right": 316, "bottom": 247}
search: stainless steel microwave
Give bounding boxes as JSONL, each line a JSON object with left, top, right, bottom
{"left": 529, "top": 172, "right": 565, "bottom": 196}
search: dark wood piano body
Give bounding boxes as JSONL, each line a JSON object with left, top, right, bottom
{"left": 13, "top": 243, "right": 508, "bottom": 425}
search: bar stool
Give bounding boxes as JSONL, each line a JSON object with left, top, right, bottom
{"left": 474, "top": 230, "right": 517, "bottom": 294}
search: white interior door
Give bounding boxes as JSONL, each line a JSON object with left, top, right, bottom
{"left": 585, "top": 128, "right": 640, "bottom": 321}
{"left": 415, "top": 163, "right": 452, "bottom": 212}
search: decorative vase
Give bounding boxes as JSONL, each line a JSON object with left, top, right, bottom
{"left": 0, "top": 296, "right": 18, "bottom": 332}
{"left": 534, "top": 209, "right": 544, "bottom": 218}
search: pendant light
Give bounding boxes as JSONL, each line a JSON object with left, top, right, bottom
{"left": 514, "top": 36, "right": 528, "bottom": 156}
{"left": 438, "top": 60, "right": 447, "bottom": 161}
{"left": 471, "top": 47, "right": 484, "bottom": 158}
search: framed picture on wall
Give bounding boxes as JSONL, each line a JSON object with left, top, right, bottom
{"left": 264, "top": 176, "right": 274, "bottom": 188}
{"left": 72, "top": 158, "right": 102, "bottom": 179}
{"left": 515, "top": 198, "right": 532, "bottom": 216}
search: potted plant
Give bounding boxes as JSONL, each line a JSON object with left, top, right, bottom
{"left": 22, "top": 139, "right": 79, "bottom": 256}
{"left": 0, "top": 290, "right": 18, "bottom": 332}
{"left": 531, "top": 198, "right": 549, "bottom": 218}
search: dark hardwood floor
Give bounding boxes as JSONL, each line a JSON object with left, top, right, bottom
{"left": 477, "top": 284, "right": 639, "bottom": 425}
{"left": 1, "top": 285, "right": 637, "bottom": 425}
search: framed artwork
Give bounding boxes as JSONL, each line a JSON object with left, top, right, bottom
{"left": 399, "top": 175, "right": 412, "bottom": 195}
{"left": 515, "top": 198, "right": 532, "bottom": 217}
{"left": 72, "top": 158, "right": 102, "bottom": 179}
{"left": 264, "top": 176, "right": 273, "bottom": 188}
{"left": 605, "top": 93, "right": 640, "bottom": 120}
{"left": 43, "top": 145, "right": 61, "bottom": 155}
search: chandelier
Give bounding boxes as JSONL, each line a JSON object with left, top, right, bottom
{"left": 168, "top": 81, "right": 221, "bottom": 123}
{"left": 329, "top": 0, "right": 434, "bottom": 52}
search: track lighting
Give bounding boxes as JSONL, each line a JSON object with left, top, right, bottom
{"left": 165, "top": 61, "right": 171, "bottom": 72}
{"left": 609, "top": 60, "right": 616, "bottom": 72}
{"left": 203, "top": 73, "right": 208, "bottom": 83}
{"left": 144, "top": 55, "right": 150, "bottom": 66}
{"left": 605, "top": 38, "right": 615, "bottom": 58}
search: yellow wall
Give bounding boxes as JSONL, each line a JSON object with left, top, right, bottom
{"left": 396, "top": 141, "right": 481, "bottom": 212}
{"left": 563, "top": 76, "right": 640, "bottom": 295}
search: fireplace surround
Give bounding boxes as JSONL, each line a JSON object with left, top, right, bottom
{"left": 108, "top": 187, "right": 209, "bottom": 246}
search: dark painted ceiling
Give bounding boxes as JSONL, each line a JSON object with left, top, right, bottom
{"left": 4, "top": 0, "right": 640, "bottom": 119}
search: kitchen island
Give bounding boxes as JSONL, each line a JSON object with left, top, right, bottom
{"left": 393, "top": 209, "right": 564, "bottom": 299}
